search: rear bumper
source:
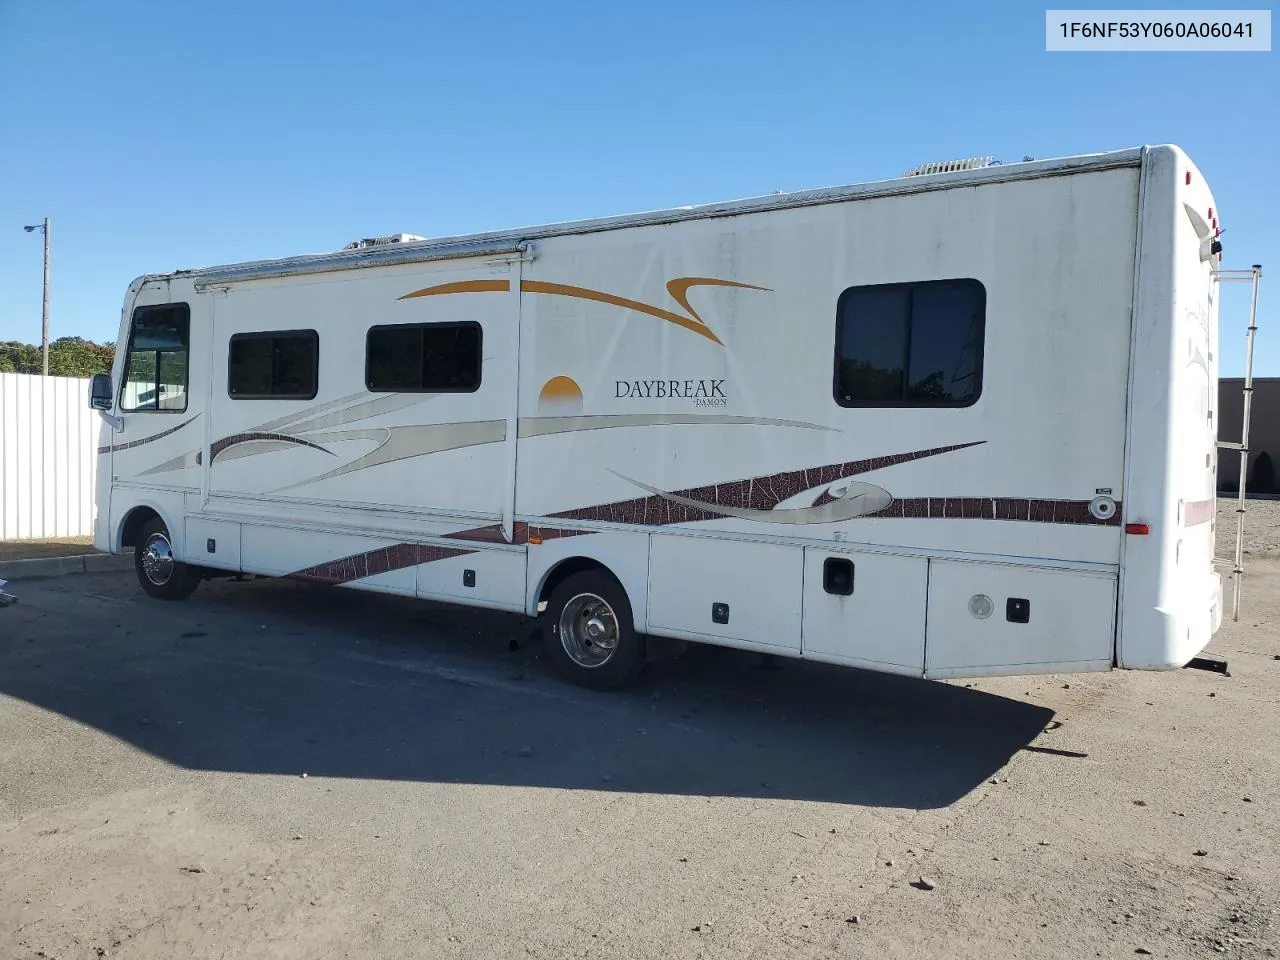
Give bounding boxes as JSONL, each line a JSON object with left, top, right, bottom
{"left": 1118, "top": 571, "right": 1223, "bottom": 671}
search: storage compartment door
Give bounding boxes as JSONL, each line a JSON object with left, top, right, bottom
{"left": 801, "top": 550, "right": 927, "bottom": 676}
{"left": 417, "top": 545, "right": 527, "bottom": 612}
{"left": 925, "top": 559, "right": 1116, "bottom": 678}
{"left": 647, "top": 536, "right": 802, "bottom": 650}
{"left": 185, "top": 517, "right": 242, "bottom": 572}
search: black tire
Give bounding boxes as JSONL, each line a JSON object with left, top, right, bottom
{"left": 543, "top": 569, "right": 645, "bottom": 690}
{"left": 134, "top": 517, "right": 202, "bottom": 601}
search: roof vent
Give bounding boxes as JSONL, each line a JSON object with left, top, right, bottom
{"left": 342, "top": 233, "right": 426, "bottom": 250}
{"left": 901, "top": 156, "right": 997, "bottom": 177}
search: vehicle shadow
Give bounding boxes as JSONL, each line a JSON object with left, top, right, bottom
{"left": 1, "top": 574, "right": 1056, "bottom": 809}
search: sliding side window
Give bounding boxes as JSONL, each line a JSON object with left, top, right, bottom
{"left": 228, "top": 330, "right": 319, "bottom": 399}
{"left": 120, "top": 303, "right": 191, "bottom": 413}
{"left": 365, "top": 322, "right": 482, "bottom": 392}
{"left": 834, "top": 279, "right": 985, "bottom": 407}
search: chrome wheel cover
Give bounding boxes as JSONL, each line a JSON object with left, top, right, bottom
{"left": 558, "top": 592, "right": 620, "bottom": 668}
{"left": 140, "top": 532, "right": 175, "bottom": 586}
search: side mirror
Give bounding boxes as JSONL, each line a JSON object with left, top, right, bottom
{"left": 89, "top": 373, "right": 113, "bottom": 411}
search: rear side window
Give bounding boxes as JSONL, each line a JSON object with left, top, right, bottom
{"left": 365, "top": 322, "right": 482, "bottom": 392}
{"left": 834, "top": 279, "right": 985, "bottom": 407}
{"left": 120, "top": 303, "right": 191, "bottom": 412}
{"left": 228, "top": 330, "right": 319, "bottom": 399}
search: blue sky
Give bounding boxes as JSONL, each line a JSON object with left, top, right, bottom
{"left": 0, "top": 0, "right": 1274, "bottom": 374}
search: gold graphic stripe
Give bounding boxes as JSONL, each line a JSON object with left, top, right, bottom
{"left": 519, "top": 280, "right": 723, "bottom": 344}
{"left": 399, "top": 279, "right": 511, "bottom": 299}
{"left": 397, "top": 276, "right": 773, "bottom": 345}
{"left": 666, "top": 277, "right": 769, "bottom": 328}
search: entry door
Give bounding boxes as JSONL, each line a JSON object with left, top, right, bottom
{"left": 801, "top": 549, "right": 928, "bottom": 675}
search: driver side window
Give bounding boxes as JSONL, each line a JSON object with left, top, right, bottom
{"left": 121, "top": 304, "right": 191, "bottom": 413}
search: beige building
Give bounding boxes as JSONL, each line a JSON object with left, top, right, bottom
{"left": 1218, "top": 377, "right": 1280, "bottom": 493}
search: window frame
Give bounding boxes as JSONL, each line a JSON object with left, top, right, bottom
{"left": 226, "top": 328, "right": 320, "bottom": 401}
{"left": 832, "top": 277, "right": 986, "bottom": 410}
{"left": 364, "top": 320, "right": 484, "bottom": 394}
{"left": 119, "top": 302, "right": 192, "bottom": 414}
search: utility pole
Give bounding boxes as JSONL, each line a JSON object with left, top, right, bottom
{"left": 23, "top": 217, "right": 51, "bottom": 376}
{"left": 41, "top": 217, "right": 50, "bottom": 376}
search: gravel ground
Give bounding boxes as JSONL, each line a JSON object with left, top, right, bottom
{"left": 1219, "top": 496, "right": 1280, "bottom": 558}
{"left": 2, "top": 516, "right": 1279, "bottom": 959}
{"left": 0, "top": 504, "right": 1274, "bottom": 960}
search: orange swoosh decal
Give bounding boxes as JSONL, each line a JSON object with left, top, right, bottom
{"left": 398, "top": 279, "right": 512, "bottom": 299}
{"left": 519, "top": 280, "right": 723, "bottom": 345}
{"left": 396, "top": 276, "right": 771, "bottom": 345}
{"left": 665, "top": 277, "right": 771, "bottom": 328}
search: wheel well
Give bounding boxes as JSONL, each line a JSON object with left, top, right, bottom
{"left": 537, "top": 557, "right": 616, "bottom": 608}
{"left": 120, "top": 506, "right": 162, "bottom": 549}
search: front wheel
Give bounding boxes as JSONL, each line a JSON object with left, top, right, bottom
{"left": 543, "top": 570, "right": 645, "bottom": 690}
{"left": 135, "top": 518, "right": 202, "bottom": 601}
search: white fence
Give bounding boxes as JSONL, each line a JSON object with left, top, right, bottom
{"left": 0, "top": 373, "right": 99, "bottom": 540}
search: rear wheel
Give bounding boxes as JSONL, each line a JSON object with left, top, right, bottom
{"left": 134, "top": 517, "right": 202, "bottom": 601}
{"left": 543, "top": 570, "right": 645, "bottom": 690}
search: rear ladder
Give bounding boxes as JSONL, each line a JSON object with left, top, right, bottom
{"left": 1214, "top": 263, "right": 1264, "bottom": 621}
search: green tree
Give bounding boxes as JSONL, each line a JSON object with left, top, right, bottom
{"left": 0, "top": 338, "right": 115, "bottom": 377}
{"left": 0, "top": 341, "right": 43, "bottom": 374}
{"left": 48, "top": 337, "right": 115, "bottom": 377}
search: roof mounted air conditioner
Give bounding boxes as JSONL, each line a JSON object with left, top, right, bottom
{"left": 901, "top": 156, "right": 997, "bottom": 177}
{"left": 342, "top": 233, "right": 427, "bottom": 250}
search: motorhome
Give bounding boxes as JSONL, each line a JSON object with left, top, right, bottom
{"left": 89, "top": 145, "right": 1259, "bottom": 689}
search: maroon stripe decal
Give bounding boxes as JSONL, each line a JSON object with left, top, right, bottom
{"left": 444, "top": 522, "right": 596, "bottom": 545}
{"left": 444, "top": 523, "right": 508, "bottom": 544}
{"left": 546, "top": 443, "right": 1121, "bottom": 528}
{"left": 289, "top": 524, "right": 598, "bottom": 586}
{"left": 97, "top": 415, "right": 199, "bottom": 455}
{"left": 1184, "top": 499, "right": 1214, "bottom": 527}
{"left": 285, "top": 440, "right": 1122, "bottom": 587}
{"left": 290, "top": 542, "right": 476, "bottom": 585}
{"left": 552, "top": 442, "right": 984, "bottom": 525}
{"left": 867, "top": 497, "right": 1121, "bottom": 526}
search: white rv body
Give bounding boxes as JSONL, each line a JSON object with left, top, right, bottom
{"left": 93, "top": 145, "right": 1224, "bottom": 682}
